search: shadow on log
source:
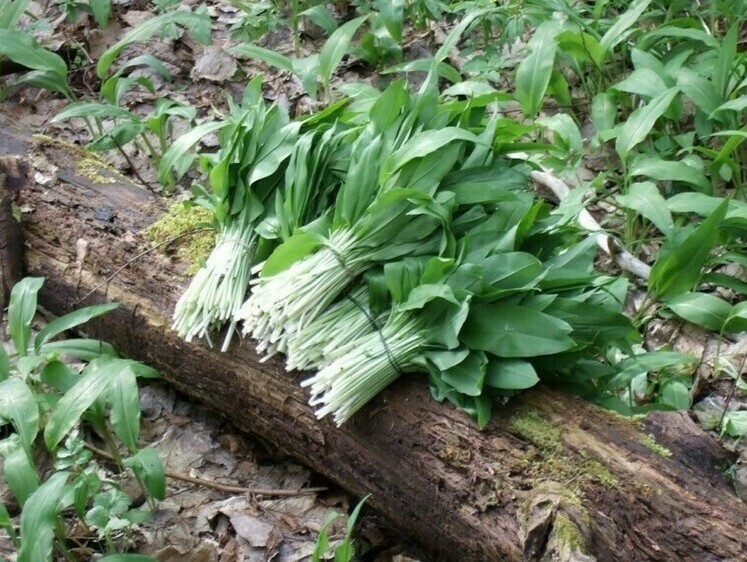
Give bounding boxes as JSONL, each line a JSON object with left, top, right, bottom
{"left": 1, "top": 123, "right": 745, "bottom": 561}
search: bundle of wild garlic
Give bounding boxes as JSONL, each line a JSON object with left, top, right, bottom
{"left": 171, "top": 72, "right": 638, "bottom": 428}
{"left": 238, "top": 79, "right": 479, "bottom": 356}
{"left": 171, "top": 80, "right": 296, "bottom": 349}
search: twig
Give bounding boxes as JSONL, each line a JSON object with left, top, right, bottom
{"left": 530, "top": 170, "right": 652, "bottom": 281}
{"left": 77, "top": 227, "right": 214, "bottom": 303}
{"left": 114, "top": 142, "right": 157, "bottom": 194}
{"left": 85, "top": 442, "right": 327, "bottom": 497}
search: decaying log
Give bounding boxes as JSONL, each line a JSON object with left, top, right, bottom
{"left": 1, "top": 124, "right": 746, "bottom": 562}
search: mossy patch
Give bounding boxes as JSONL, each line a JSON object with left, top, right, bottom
{"left": 509, "top": 408, "right": 618, "bottom": 490}
{"left": 78, "top": 158, "right": 119, "bottom": 185}
{"left": 145, "top": 203, "right": 215, "bottom": 274}
{"left": 640, "top": 433, "right": 673, "bottom": 458}
{"left": 552, "top": 512, "right": 586, "bottom": 551}
{"left": 33, "top": 134, "right": 126, "bottom": 185}
{"left": 509, "top": 408, "right": 561, "bottom": 452}
{"left": 577, "top": 457, "right": 618, "bottom": 488}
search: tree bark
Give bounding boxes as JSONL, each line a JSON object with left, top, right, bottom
{"left": 1, "top": 124, "right": 746, "bottom": 562}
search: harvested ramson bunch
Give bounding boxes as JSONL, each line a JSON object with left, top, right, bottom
{"left": 171, "top": 78, "right": 298, "bottom": 349}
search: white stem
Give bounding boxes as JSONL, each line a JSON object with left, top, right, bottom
{"left": 530, "top": 170, "right": 652, "bottom": 281}
{"left": 172, "top": 222, "right": 255, "bottom": 347}
{"left": 302, "top": 314, "right": 426, "bottom": 426}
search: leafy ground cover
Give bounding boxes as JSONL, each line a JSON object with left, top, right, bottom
{"left": 1, "top": 0, "right": 747, "bottom": 559}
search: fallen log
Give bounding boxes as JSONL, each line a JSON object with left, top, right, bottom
{"left": 1, "top": 124, "right": 746, "bottom": 561}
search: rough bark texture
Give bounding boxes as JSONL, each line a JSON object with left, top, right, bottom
{"left": 1, "top": 124, "right": 746, "bottom": 562}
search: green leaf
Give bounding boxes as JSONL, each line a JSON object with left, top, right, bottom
{"left": 1, "top": 442, "right": 39, "bottom": 505}
{"left": 291, "top": 53, "right": 320, "bottom": 99}
{"left": 721, "top": 411, "right": 747, "bottom": 438}
{"left": 441, "top": 351, "right": 486, "bottom": 396}
{"left": 443, "top": 80, "right": 507, "bottom": 99}
{"left": 15, "top": 69, "right": 72, "bottom": 97}
{"left": 710, "top": 96, "right": 747, "bottom": 117}
{"left": 615, "top": 87, "right": 679, "bottom": 160}
{"left": 591, "top": 92, "right": 617, "bottom": 133}
{"left": 514, "top": 20, "right": 561, "bottom": 117}
{"left": 556, "top": 30, "right": 604, "bottom": 67}
{"left": 89, "top": 0, "right": 111, "bottom": 27}
{"left": 724, "top": 302, "right": 747, "bottom": 333}
{"left": 434, "top": 8, "right": 490, "bottom": 63}
{"left": 701, "top": 272, "right": 747, "bottom": 297}
{"left": 158, "top": 120, "right": 228, "bottom": 186}
{"left": 630, "top": 47, "right": 667, "bottom": 76}
{"left": 108, "top": 365, "right": 140, "bottom": 452}
{"left": 386, "top": 127, "right": 477, "bottom": 173}
{"left": 666, "top": 192, "right": 747, "bottom": 227}
{"left": 648, "top": 200, "right": 728, "bottom": 299}
{"left": 97, "top": 9, "right": 210, "bottom": 78}
{"left": 18, "top": 472, "right": 71, "bottom": 562}
{"left": 44, "top": 357, "right": 123, "bottom": 450}
{"left": 376, "top": 0, "right": 403, "bottom": 41}
{"left": 14, "top": 356, "right": 44, "bottom": 379}
{"left": 54, "top": 102, "right": 136, "bottom": 122}
{"left": 537, "top": 113, "right": 583, "bottom": 153}
{"left": 0, "top": 378, "right": 39, "bottom": 457}
{"left": 0, "top": 0, "right": 31, "bottom": 29}
{"left": 445, "top": 165, "right": 527, "bottom": 206}
{"left": 123, "top": 447, "right": 165, "bottom": 500}
{"left": 599, "top": 0, "right": 653, "bottom": 55}
{"left": 677, "top": 68, "right": 721, "bottom": 117}
{"left": 40, "top": 360, "right": 79, "bottom": 393}
{"left": 228, "top": 43, "right": 294, "bottom": 73}
{"left": 607, "top": 351, "right": 696, "bottom": 389}
{"left": 34, "top": 302, "right": 119, "bottom": 352}
{"left": 261, "top": 231, "right": 325, "bottom": 278}
{"left": 667, "top": 292, "right": 732, "bottom": 332}
{"left": 312, "top": 512, "right": 337, "bottom": 562}
{"left": 39, "top": 338, "right": 117, "bottom": 360}
{"left": 544, "top": 298, "right": 635, "bottom": 344}
{"left": 641, "top": 25, "right": 719, "bottom": 51}
{"left": 629, "top": 156, "right": 711, "bottom": 193}
{"left": 480, "top": 252, "right": 542, "bottom": 296}
{"left": 318, "top": 15, "right": 367, "bottom": 92}
{"left": 0, "top": 29, "right": 67, "bottom": 78}
{"left": 485, "top": 358, "right": 539, "bottom": 390}
{"left": 461, "top": 303, "right": 574, "bottom": 357}
{"left": 299, "top": 5, "right": 338, "bottom": 35}
{"left": 0, "top": 500, "right": 15, "bottom": 542}
{"left": 381, "top": 59, "right": 462, "bottom": 84}
{"left": 658, "top": 380, "right": 691, "bottom": 410}
{"left": 0, "top": 344, "right": 9, "bottom": 381}
{"left": 616, "top": 181, "right": 674, "bottom": 237}
{"left": 8, "top": 277, "right": 44, "bottom": 356}
{"left": 613, "top": 68, "right": 668, "bottom": 99}
{"left": 714, "top": 24, "right": 737, "bottom": 98}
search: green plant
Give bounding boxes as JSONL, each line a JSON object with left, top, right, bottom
{"left": 58, "top": 0, "right": 112, "bottom": 27}
{"left": 96, "top": 6, "right": 211, "bottom": 79}
{"left": 53, "top": 8, "right": 211, "bottom": 180}
{"left": 0, "top": 27, "right": 73, "bottom": 100}
{"left": 229, "top": 14, "right": 367, "bottom": 102}
{"left": 0, "top": 0, "right": 31, "bottom": 29}
{"left": 311, "top": 495, "right": 369, "bottom": 562}
{"left": 0, "top": 277, "right": 164, "bottom": 561}
{"left": 54, "top": 89, "right": 198, "bottom": 182}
